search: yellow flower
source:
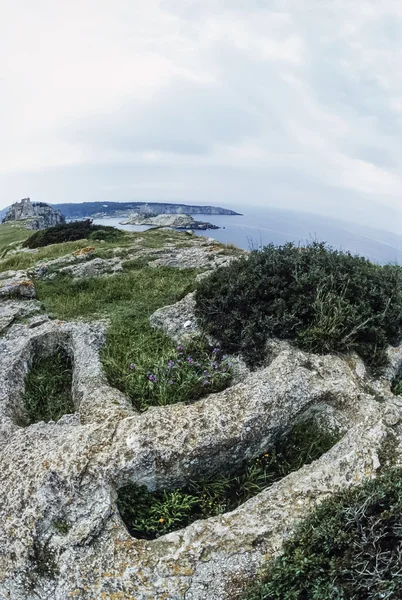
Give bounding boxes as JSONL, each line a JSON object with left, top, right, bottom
{"left": 159, "top": 518, "right": 165, "bottom": 523}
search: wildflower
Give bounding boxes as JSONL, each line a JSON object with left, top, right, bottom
{"left": 159, "top": 518, "right": 165, "bottom": 523}
{"left": 167, "top": 360, "right": 175, "bottom": 368}
{"left": 169, "top": 380, "right": 173, "bottom": 385}
{"left": 264, "top": 453, "right": 269, "bottom": 457}
{"left": 129, "top": 363, "right": 135, "bottom": 370}
{"left": 187, "top": 357, "right": 194, "bottom": 364}
{"left": 148, "top": 374, "right": 157, "bottom": 383}
{"left": 212, "top": 347, "right": 220, "bottom": 354}
{"left": 196, "top": 362, "right": 201, "bottom": 367}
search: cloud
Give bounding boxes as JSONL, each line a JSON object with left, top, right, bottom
{"left": 1, "top": 0, "right": 402, "bottom": 232}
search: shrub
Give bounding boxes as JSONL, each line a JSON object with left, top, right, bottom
{"left": 23, "top": 220, "right": 123, "bottom": 248}
{"left": 117, "top": 421, "right": 339, "bottom": 539}
{"left": 22, "top": 349, "right": 74, "bottom": 424}
{"left": 247, "top": 468, "right": 402, "bottom": 600}
{"left": 195, "top": 242, "right": 402, "bottom": 369}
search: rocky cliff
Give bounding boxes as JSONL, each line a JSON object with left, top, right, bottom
{"left": 2, "top": 198, "right": 65, "bottom": 230}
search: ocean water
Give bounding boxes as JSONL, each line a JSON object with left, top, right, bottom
{"left": 93, "top": 207, "right": 402, "bottom": 266}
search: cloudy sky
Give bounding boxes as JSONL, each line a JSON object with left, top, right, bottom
{"left": 1, "top": 0, "right": 402, "bottom": 232}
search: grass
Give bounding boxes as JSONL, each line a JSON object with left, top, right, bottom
{"left": 117, "top": 420, "right": 339, "bottom": 539}
{"left": 34, "top": 262, "right": 230, "bottom": 410}
{"left": 247, "top": 467, "right": 402, "bottom": 600}
{"left": 22, "top": 349, "right": 74, "bottom": 424}
{"left": 392, "top": 378, "right": 402, "bottom": 396}
{"left": 0, "top": 222, "right": 33, "bottom": 256}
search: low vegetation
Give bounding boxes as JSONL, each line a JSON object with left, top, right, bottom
{"left": 117, "top": 421, "right": 339, "bottom": 539}
{"left": 116, "top": 341, "right": 232, "bottom": 411}
{"left": 23, "top": 219, "right": 123, "bottom": 248}
{"left": 35, "top": 262, "right": 230, "bottom": 410}
{"left": 247, "top": 467, "right": 402, "bottom": 600}
{"left": 22, "top": 349, "right": 74, "bottom": 424}
{"left": 0, "top": 222, "right": 33, "bottom": 256}
{"left": 392, "top": 378, "right": 402, "bottom": 396}
{"left": 195, "top": 242, "right": 402, "bottom": 369}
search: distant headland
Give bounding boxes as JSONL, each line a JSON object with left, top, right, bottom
{"left": 49, "top": 201, "right": 242, "bottom": 219}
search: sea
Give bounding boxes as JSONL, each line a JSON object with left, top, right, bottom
{"left": 93, "top": 206, "right": 402, "bottom": 266}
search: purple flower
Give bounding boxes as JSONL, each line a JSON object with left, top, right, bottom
{"left": 168, "top": 360, "right": 175, "bottom": 368}
{"left": 148, "top": 374, "right": 157, "bottom": 383}
{"left": 177, "top": 345, "right": 182, "bottom": 350}
{"left": 187, "top": 357, "right": 194, "bottom": 364}
{"left": 212, "top": 347, "right": 220, "bottom": 354}
{"left": 129, "top": 363, "right": 135, "bottom": 370}
{"left": 169, "top": 380, "right": 173, "bottom": 385}
{"left": 196, "top": 362, "right": 201, "bottom": 367}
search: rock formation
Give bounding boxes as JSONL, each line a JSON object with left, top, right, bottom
{"left": 0, "top": 232, "right": 402, "bottom": 599}
{"left": 2, "top": 198, "right": 65, "bottom": 230}
{"left": 121, "top": 212, "right": 219, "bottom": 230}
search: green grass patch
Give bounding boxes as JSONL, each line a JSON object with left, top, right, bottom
{"left": 117, "top": 421, "right": 339, "bottom": 539}
{"left": 195, "top": 242, "right": 402, "bottom": 370}
{"left": 392, "top": 378, "right": 402, "bottom": 396}
{"left": 247, "top": 467, "right": 402, "bottom": 600}
{"left": 0, "top": 222, "right": 33, "bottom": 256}
{"left": 117, "top": 342, "right": 232, "bottom": 411}
{"left": 22, "top": 349, "right": 74, "bottom": 424}
{"left": 34, "top": 265, "right": 229, "bottom": 410}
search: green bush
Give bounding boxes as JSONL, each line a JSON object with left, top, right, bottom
{"left": 23, "top": 219, "right": 123, "bottom": 248}
{"left": 247, "top": 468, "right": 402, "bottom": 600}
{"left": 195, "top": 242, "right": 402, "bottom": 369}
{"left": 117, "top": 421, "right": 339, "bottom": 539}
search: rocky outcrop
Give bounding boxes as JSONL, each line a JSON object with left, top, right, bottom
{"left": 29, "top": 237, "right": 240, "bottom": 281}
{"left": 1, "top": 235, "right": 402, "bottom": 599}
{"left": 2, "top": 198, "right": 65, "bottom": 230}
{"left": 0, "top": 279, "right": 402, "bottom": 598}
{"left": 122, "top": 212, "right": 219, "bottom": 230}
{"left": 0, "top": 270, "right": 36, "bottom": 299}
{"left": 0, "top": 313, "right": 400, "bottom": 598}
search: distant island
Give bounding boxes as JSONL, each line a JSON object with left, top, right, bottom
{"left": 49, "top": 201, "right": 241, "bottom": 219}
{"left": 121, "top": 213, "right": 220, "bottom": 230}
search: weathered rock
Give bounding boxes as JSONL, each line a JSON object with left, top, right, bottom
{"left": 59, "top": 257, "right": 123, "bottom": 279}
{"left": 29, "top": 251, "right": 123, "bottom": 281}
{"left": 0, "top": 300, "right": 42, "bottom": 333}
{"left": 1, "top": 291, "right": 401, "bottom": 599}
{"left": 150, "top": 246, "right": 237, "bottom": 270}
{"left": 0, "top": 270, "right": 36, "bottom": 299}
{"left": 150, "top": 292, "right": 200, "bottom": 344}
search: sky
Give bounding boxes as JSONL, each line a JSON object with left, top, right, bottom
{"left": 1, "top": 0, "right": 402, "bottom": 233}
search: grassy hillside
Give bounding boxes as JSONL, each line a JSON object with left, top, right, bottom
{"left": 0, "top": 222, "right": 33, "bottom": 256}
